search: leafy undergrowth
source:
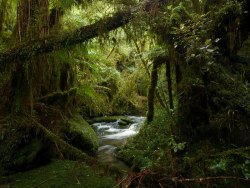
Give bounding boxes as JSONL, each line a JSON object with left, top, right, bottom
{"left": 116, "top": 109, "right": 175, "bottom": 171}
{"left": 0, "top": 160, "right": 116, "bottom": 188}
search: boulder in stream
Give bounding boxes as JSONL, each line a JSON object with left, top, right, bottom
{"left": 91, "top": 116, "right": 123, "bottom": 123}
{"left": 65, "top": 114, "right": 99, "bottom": 155}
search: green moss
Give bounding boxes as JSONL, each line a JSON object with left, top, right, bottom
{"left": 67, "top": 114, "right": 99, "bottom": 155}
{"left": 0, "top": 160, "right": 116, "bottom": 188}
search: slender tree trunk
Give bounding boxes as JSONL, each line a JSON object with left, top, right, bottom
{"left": 147, "top": 62, "right": 158, "bottom": 123}
{"left": 175, "top": 60, "right": 182, "bottom": 94}
{"left": 0, "top": 0, "right": 8, "bottom": 37}
{"left": 166, "top": 59, "right": 173, "bottom": 110}
{"left": 146, "top": 57, "right": 165, "bottom": 123}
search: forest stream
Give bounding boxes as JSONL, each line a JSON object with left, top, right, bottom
{"left": 91, "top": 116, "right": 145, "bottom": 171}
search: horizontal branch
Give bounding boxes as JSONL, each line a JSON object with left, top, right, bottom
{"left": 0, "top": 0, "right": 157, "bottom": 70}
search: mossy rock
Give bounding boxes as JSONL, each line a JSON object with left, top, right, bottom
{"left": 0, "top": 127, "right": 54, "bottom": 176}
{"left": 118, "top": 120, "right": 130, "bottom": 128}
{"left": 121, "top": 118, "right": 133, "bottom": 124}
{"left": 65, "top": 114, "right": 99, "bottom": 155}
{"left": 91, "top": 116, "right": 134, "bottom": 124}
{"left": 118, "top": 120, "right": 128, "bottom": 126}
{"left": 91, "top": 116, "right": 123, "bottom": 123}
{"left": 0, "top": 160, "right": 116, "bottom": 188}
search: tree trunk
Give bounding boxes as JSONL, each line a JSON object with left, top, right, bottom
{"left": 175, "top": 61, "right": 182, "bottom": 95}
{"left": 147, "top": 61, "right": 158, "bottom": 124}
{"left": 6, "top": 0, "right": 50, "bottom": 113}
{"left": 166, "top": 59, "right": 173, "bottom": 110}
{"left": 146, "top": 56, "right": 165, "bottom": 123}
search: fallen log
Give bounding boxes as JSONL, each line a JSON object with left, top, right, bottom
{"left": 0, "top": 0, "right": 158, "bottom": 70}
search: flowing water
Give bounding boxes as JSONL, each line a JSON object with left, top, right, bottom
{"left": 91, "top": 116, "right": 145, "bottom": 171}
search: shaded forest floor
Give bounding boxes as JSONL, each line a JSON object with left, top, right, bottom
{"left": 0, "top": 160, "right": 116, "bottom": 188}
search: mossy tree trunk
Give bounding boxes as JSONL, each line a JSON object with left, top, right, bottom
{"left": 147, "top": 57, "right": 166, "bottom": 123}
{"left": 4, "top": 0, "right": 76, "bottom": 113}
{"left": 166, "top": 59, "right": 173, "bottom": 110}
{"left": 147, "top": 62, "right": 158, "bottom": 123}
{"left": 175, "top": 61, "right": 182, "bottom": 97}
{"left": 6, "top": 0, "right": 50, "bottom": 113}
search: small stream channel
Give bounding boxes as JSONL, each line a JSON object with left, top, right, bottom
{"left": 91, "top": 116, "right": 145, "bottom": 171}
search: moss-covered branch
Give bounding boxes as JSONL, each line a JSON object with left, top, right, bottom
{"left": 0, "top": 0, "right": 159, "bottom": 70}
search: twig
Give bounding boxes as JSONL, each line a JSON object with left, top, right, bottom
{"left": 32, "top": 176, "right": 57, "bottom": 188}
{"left": 160, "top": 176, "right": 250, "bottom": 182}
{"left": 159, "top": 183, "right": 165, "bottom": 188}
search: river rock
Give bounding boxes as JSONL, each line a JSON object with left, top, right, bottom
{"left": 120, "top": 118, "right": 133, "bottom": 124}
{"left": 91, "top": 116, "right": 134, "bottom": 124}
{"left": 118, "top": 120, "right": 129, "bottom": 128}
{"left": 65, "top": 114, "right": 99, "bottom": 155}
{"left": 91, "top": 116, "right": 122, "bottom": 123}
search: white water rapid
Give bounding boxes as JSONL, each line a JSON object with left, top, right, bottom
{"left": 91, "top": 116, "right": 145, "bottom": 170}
